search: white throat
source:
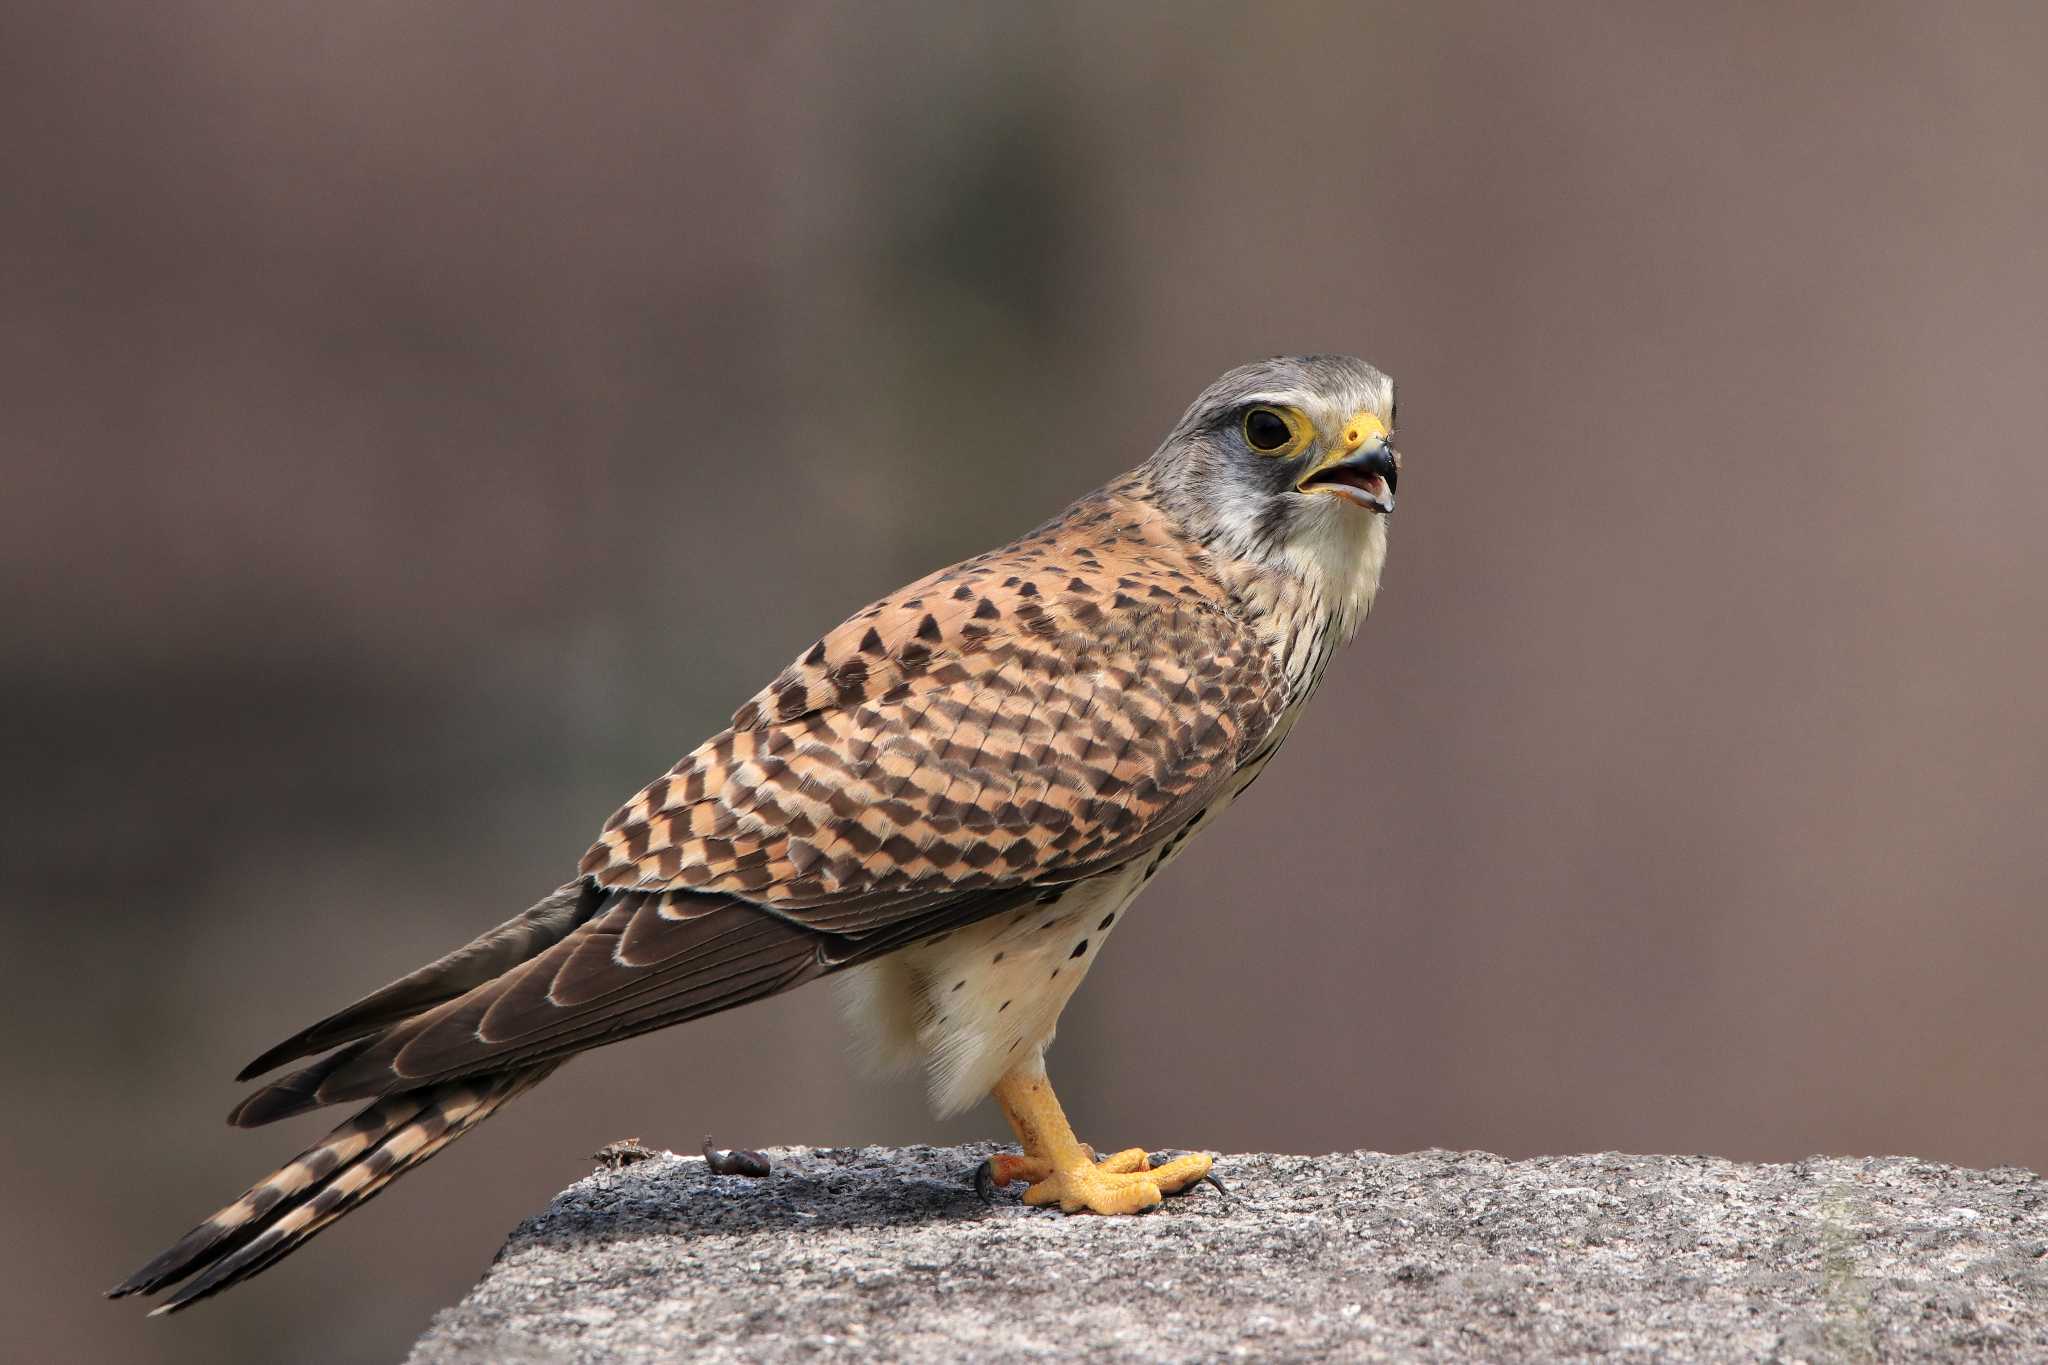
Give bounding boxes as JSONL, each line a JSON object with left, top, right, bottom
{"left": 1211, "top": 498, "right": 1390, "bottom": 697}
{"left": 1285, "top": 498, "right": 1389, "bottom": 648}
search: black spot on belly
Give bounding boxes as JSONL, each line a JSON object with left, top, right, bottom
{"left": 1098, "top": 913, "right": 1115, "bottom": 930}
{"left": 992, "top": 951, "right": 1005, "bottom": 963}
{"left": 1070, "top": 940, "right": 1088, "bottom": 958}
{"left": 999, "top": 1000, "right": 1011, "bottom": 1012}
{"left": 951, "top": 980, "right": 964, "bottom": 992}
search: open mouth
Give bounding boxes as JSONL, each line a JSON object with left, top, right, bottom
{"left": 1300, "top": 447, "right": 1398, "bottom": 514}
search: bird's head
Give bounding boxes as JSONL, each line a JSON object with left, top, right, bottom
{"left": 1146, "top": 355, "right": 1399, "bottom": 628}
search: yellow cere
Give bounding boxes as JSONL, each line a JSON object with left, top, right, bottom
{"left": 1339, "top": 412, "right": 1390, "bottom": 451}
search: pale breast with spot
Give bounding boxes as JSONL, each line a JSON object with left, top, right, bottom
{"left": 886, "top": 702, "right": 1306, "bottom": 1116}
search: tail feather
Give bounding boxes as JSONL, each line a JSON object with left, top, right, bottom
{"left": 110, "top": 1065, "right": 556, "bottom": 1314}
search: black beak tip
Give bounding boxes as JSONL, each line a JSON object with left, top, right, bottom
{"left": 1368, "top": 447, "right": 1398, "bottom": 497}
{"left": 1299, "top": 442, "right": 1399, "bottom": 512}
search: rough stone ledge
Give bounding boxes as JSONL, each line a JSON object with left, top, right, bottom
{"left": 408, "top": 1143, "right": 2048, "bottom": 1363}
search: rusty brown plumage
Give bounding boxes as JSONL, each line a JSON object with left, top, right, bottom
{"left": 587, "top": 476, "right": 1284, "bottom": 911}
{"left": 216, "top": 477, "right": 1286, "bottom": 1118}
{"left": 113, "top": 354, "right": 1400, "bottom": 1311}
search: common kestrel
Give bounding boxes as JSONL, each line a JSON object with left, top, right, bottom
{"left": 114, "top": 354, "right": 1401, "bottom": 1312}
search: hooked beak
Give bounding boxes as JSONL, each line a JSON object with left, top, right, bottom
{"left": 1298, "top": 415, "right": 1398, "bottom": 514}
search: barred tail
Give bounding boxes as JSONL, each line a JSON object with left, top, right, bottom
{"left": 109, "top": 1064, "right": 556, "bottom": 1314}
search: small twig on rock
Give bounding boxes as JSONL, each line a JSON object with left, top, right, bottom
{"left": 703, "top": 1135, "right": 771, "bottom": 1177}
{"left": 592, "top": 1139, "right": 659, "bottom": 1170}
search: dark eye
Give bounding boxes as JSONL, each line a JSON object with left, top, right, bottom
{"left": 1244, "top": 407, "right": 1292, "bottom": 452}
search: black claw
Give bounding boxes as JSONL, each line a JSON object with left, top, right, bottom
{"left": 973, "top": 1157, "right": 1000, "bottom": 1205}
{"left": 1159, "top": 1166, "right": 1227, "bottom": 1200}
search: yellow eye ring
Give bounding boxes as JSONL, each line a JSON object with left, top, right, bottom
{"left": 1243, "top": 406, "right": 1303, "bottom": 455}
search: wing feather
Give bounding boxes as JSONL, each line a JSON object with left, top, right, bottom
{"left": 232, "top": 486, "right": 1288, "bottom": 1121}
{"left": 235, "top": 882, "right": 601, "bottom": 1080}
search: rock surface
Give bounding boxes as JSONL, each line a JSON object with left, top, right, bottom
{"left": 409, "top": 1143, "right": 2048, "bottom": 1363}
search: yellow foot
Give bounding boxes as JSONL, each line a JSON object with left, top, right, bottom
{"left": 983, "top": 1058, "right": 1222, "bottom": 1214}
{"left": 977, "top": 1146, "right": 1215, "bottom": 1213}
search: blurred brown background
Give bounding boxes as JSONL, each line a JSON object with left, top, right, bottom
{"left": 6, "top": 3, "right": 2046, "bottom": 1361}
